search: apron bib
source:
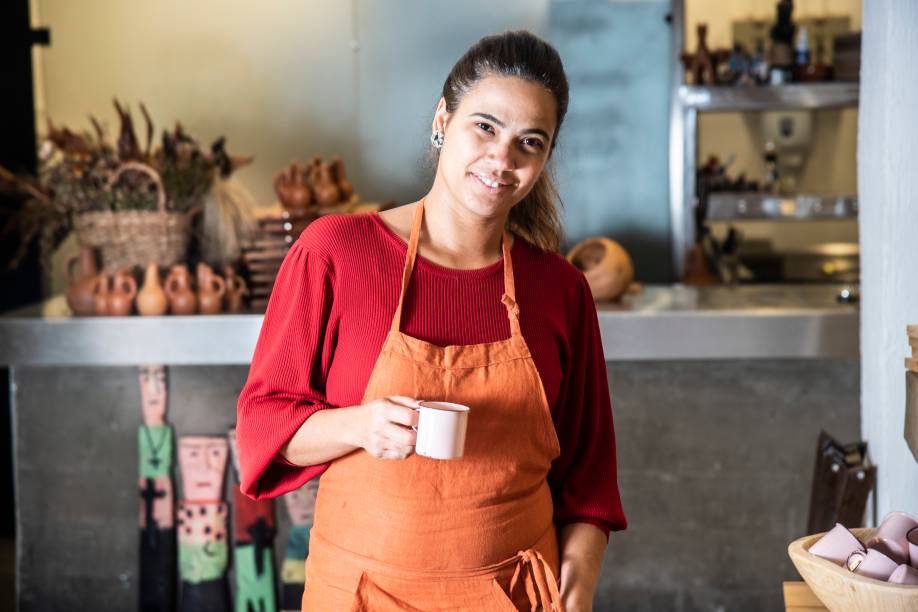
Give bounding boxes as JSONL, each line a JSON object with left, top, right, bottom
{"left": 303, "top": 200, "right": 564, "bottom": 611}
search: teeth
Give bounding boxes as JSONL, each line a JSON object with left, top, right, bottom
{"left": 475, "top": 173, "right": 502, "bottom": 188}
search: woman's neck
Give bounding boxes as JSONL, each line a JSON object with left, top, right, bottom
{"left": 419, "top": 180, "right": 508, "bottom": 269}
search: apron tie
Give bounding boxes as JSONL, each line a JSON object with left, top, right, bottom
{"left": 511, "top": 549, "right": 564, "bottom": 612}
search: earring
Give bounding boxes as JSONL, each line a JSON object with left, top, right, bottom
{"left": 430, "top": 131, "right": 444, "bottom": 149}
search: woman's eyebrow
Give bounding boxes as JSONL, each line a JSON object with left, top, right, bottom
{"left": 470, "top": 112, "right": 550, "bottom": 140}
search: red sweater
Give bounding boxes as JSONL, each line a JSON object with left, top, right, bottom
{"left": 236, "top": 212, "right": 627, "bottom": 537}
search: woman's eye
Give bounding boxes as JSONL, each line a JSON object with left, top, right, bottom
{"left": 522, "top": 138, "right": 544, "bottom": 150}
{"left": 476, "top": 122, "right": 494, "bottom": 134}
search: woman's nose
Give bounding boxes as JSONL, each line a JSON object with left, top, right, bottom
{"left": 486, "top": 139, "right": 516, "bottom": 169}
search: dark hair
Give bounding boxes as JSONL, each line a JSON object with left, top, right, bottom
{"left": 440, "top": 30, "right": 569, "bottom": 252}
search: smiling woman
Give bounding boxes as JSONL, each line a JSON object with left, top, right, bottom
{"left": 433, "top": 32, "right": 569, "bottom": 254}
{"left": 237, "top": 30, "right": 625, "bottom": 612}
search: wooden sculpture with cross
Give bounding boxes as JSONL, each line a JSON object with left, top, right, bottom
{"left": 138, "top": 364, "right": 177, "bottom": 612}
{"left": 228, "top": 429, "right": 278, "bottom": 612}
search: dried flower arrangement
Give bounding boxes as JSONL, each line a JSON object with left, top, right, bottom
{"left": 0, "top": 99, "right": 257, "bottom": 271}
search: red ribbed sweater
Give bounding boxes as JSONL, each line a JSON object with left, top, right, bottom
{"left": 236, "top": 212, "right": 627, "bottom": 537}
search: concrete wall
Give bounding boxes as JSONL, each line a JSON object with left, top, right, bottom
{"left": 12, "top": 360, "right": 859, "bottom": 611}
{"left": 858, "top": 0, "right": 918, "bottom": 521}
{"left": 550, "top": 1, "right": 673, "bottom": 281}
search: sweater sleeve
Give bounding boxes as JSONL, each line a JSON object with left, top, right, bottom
{"left": 236, "top": 238, "right": 337, "bottom": 500}
{"left": 548, "top": 273, "right": 628, "bottom": 538}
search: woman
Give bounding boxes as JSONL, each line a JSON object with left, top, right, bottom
{"left": 237, "top": 30, "right": 626, "bottom": 611}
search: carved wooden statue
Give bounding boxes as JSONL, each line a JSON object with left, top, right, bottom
{"left": 178, "top": 436, "right": 229, "bottom": 612}
{"left": 228, "top": 429, "right": 278, "bottom": 612}
{"left": 280, "top": 481, "right": 319, "bottom": 611}
{"left": 138, "top": 364, "right": 177, "bottom": 612}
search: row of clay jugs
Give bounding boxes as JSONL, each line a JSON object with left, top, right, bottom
{"left": 155, "top": 263, "right": 245, "bottom": 315}
{"left": 92, "top": 269, "right": 137, "bottom": 316}
{"left": 273, "top": 156, "right": 353, "bottom": 211}
{"left": 136, "top": 262, "right": 247, "bottom": 316}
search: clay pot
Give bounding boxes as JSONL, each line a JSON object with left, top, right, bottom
{"left": 109, "top": 269, "right": 138, "bottom": 316}
{"left": 330, "top": 156, "right": 353, "bottom": 201}
{"left": 66, "top": 247, "right": 100, "bottom": 316}
{"left": 196, "top": 263, "right": 226, "bottom": 315}
{"left": 567, "top": 237, "right": 636, "bottom": 302}
{"left": 311, "top": 161, "right": 340, "bottom": 207}
{"left": 92, "top": 274, "right": 111, "bottom": 316}
{"left": 223, "top": 265, "right": 247, "bottom": 314}
{"left": 164, "top": 264, "right": 197, "bottom": 315}
{"left": 273, "top": 162, "right": 312, "bottom": 210}
{"left": 681, "top": 244, "right": 720, "bottom": 286}
{"left": 137, "top": 262, "right": 169, "bottom": 316}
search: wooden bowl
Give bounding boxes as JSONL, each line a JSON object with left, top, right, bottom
{"left": 566, "top": 237, "right": 634, "bottom": 301}
{"left": 788, "top": 527, "right": 918, "bottom": 611}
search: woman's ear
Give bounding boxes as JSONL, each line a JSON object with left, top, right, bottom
{"left": 431, "top": 97, "right": 449, "bottom": 134}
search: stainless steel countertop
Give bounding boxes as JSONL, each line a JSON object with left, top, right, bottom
{"left": 0, "top": 285, "right": 858, "bottom": 365}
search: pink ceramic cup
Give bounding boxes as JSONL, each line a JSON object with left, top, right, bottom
{"left": 413, "top": 401, "right": 469, "bottom": 460}
{"left": 847, "top": 548, "right": 899, "bottom": 581}
{"left": 908, "top": 525, "right": 918, "bottom": 569}
{"left": 809, "top": 523, "right": 866, "bottom": 565}
{"left": 866, "top": 511, "right": 918, "bottom": 565}
{"left": 888, "top": 563, "right": 918, "bottom": 585}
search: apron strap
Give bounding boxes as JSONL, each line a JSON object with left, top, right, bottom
{"left": 510, "top": 549, "right": 564, "bottom": 611}
{"left": 390, "top": 199, "right": 522, "bottom": 336}
{"left": 390, "top": 200, "right": 426, "bottom": 333}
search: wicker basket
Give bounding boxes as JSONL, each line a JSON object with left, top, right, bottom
{"left": 74, "top": 161, "right": 198, "bottom": 271}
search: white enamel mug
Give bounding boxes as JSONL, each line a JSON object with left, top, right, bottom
{"left": 413, "top": 401, "right": 469, "bottom": 460}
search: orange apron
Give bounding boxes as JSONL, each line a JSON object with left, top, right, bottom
{"left": 303, "top": 200, "right": 564, "bottom": 611}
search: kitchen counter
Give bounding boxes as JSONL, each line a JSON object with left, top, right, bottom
{"left": 2, "top": 283, "right": 860, "bottom": 611}
{"left": 0, "top": 284, "right": 858, "bottom": 365}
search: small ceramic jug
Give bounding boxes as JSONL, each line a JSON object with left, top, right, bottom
{"left": 92, "top": 274, "right": 111, "bottom": 316}
{"left": 109, "top": 269, "right": 138, "bottom": 316}
{"left": 137, "top": 262, "right": 168, "bottom": 316}
{"left": 196, "top": 263, "right": 226, "bottom": 315}
{"left": 330, "top": 156, "right": 353, "bottom": 201}
{"left": 164, "top": 264, "right": 197, "bottom": 315}
{"left": 66, "top": 247, "right": 100, "bottom": 316}
{"left": 223, "top": 265, "right": 248, "bottom": 314}
{"left": 311, "top": 161, "right": 340, "bottom": 207}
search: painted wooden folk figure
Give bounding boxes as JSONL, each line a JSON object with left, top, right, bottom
{"left": 178, "top": 436, "right": 230, "bottom": 612}
{"left": 228, "top": 429, "right": 278, "bottom": 612}
{"left": 138, "top": 364, "right": 177, "bottom": 612}
{"left": 279, "top": 481, "right": 318, "bottom": 612}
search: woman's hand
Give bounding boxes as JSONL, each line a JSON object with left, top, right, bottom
{"left": 355, "top": 396, "right": 420, "bottom": 460}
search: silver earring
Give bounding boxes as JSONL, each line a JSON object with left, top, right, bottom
{"left": 430, "top": 131, "right": 444, "bottom": 148}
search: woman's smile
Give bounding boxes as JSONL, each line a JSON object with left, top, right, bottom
{"left": 469, "top": 170, "right": 515, "bottom": 194}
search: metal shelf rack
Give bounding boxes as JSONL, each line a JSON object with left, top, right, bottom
{"left": 668, "top": 0, "right": 861, "bottom": 278}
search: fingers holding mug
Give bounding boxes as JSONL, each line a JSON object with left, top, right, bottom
{"left": 386, "top": 396, "right": 421, "bottom": 429}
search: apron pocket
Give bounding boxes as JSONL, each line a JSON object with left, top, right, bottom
{"left": 487, "top": 577, "right": 527, "bottom": 611}
{"left": 349, "top": 572, "right": 424, "bottom": 612}
{"left": 348, "top": 572, "right": 523, "bottom": 612}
